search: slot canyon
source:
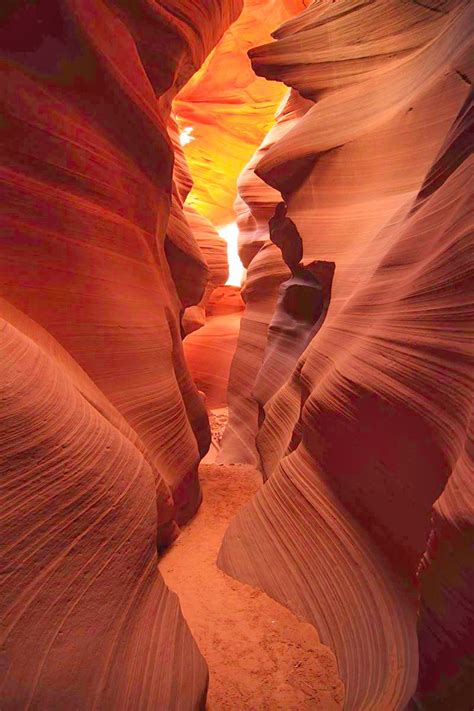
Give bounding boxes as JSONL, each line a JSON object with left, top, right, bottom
{"left": 0, "top": 0, "right": 473, "bottom": 709}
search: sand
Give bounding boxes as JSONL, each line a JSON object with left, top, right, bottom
{"left": 160, "top": 464, "right": 344, "bottom": 710}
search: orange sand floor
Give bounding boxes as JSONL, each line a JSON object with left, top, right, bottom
{"left": 160, "top": 464, "right": 344, "bottom": 710}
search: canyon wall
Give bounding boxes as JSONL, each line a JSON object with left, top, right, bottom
{"left": 219, "top": 1, "right": 473, "bottom": 708}
{"left": 0, "top": 0, "right": 242, "bottom": 707}
{"left": 174, "top": 0, "right": 310, "bottom": 225}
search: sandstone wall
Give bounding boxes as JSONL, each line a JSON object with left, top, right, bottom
{"left": 0, "top": 1, "right": 242, "bottom": 707}
{"left": 219, "top": 2, "right": 474, "bottom": 708}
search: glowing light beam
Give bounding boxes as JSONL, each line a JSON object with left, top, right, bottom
{"left": 218, "top": 222, "right": 244, "bottom": 287}
{"left": 179, "top": 126, "right": 195, "bottom": 146}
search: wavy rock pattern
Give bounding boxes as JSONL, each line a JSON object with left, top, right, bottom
{"left": 0, "top": 0, "right": 242, "bottom": 707}
{"left": 174, "top": 0, "right": 309, "bottom": 225}
{"left": 219, "top": 90, "right": 313, "bottom": 463}
{"left": 252, "top": 260, "right": 335, "bottom": 427}
{"left": 0, "top": 313, "right": 207, "bottom": 708}
{"left": 167, "top": 114, "right": 229, "bottom": 335}
{"left": 220, "top": 1, "right": 473, "bottom": 708}
{"left": 184, "top": 314, "right": 243, "bottom": 410}
{"left": 166, "top": 116, "right": 212, "bottom": 312}
{"left": 181, "top": 207, "right": 229, "bottom": 335}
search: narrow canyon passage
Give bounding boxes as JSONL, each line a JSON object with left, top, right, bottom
{"left": 160, "top": 464, "right": 343, "bottom": 710}
{"left": 1, "top": 1, "right": 472, "bottom": 710}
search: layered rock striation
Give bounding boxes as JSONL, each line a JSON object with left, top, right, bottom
{"left": 219, "top": 1, "right": 474, "bottom": 708}
{"left": 0, "top": 1, "right": 242, "bottom": 707}
{"left": 1, "top": 0, "right": 472, "bottom": 708}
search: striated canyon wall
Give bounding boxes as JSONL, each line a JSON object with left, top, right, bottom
{"left": 219, "top": 1, "right": 473, "bottom": 709}
{"left": 0, "top": 1, "right": 242, "bottom": 708}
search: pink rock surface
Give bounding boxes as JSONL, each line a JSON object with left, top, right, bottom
{"left": 184, "top": 312, "right": 243, "bottom": 409}
{"left": 415, "top": 415, "right": 474, "bottom": 708}
{"left": 0, "top": 310, "right": 207, "bottom": 708}
{"left": 181, "top": 207, "right": 230, "bottom": 334}
{"left": 174, "top": 0, "right": 309, "bottom": 225}
{"left": 219, "top": 2, "right": 473, "bottom": 708}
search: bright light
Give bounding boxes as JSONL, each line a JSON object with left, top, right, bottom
{"left": 218, "top": 222, "right": 244, "bottom": 287}
{"left": 179, "top": 126, "right": 195, "bottom": 146}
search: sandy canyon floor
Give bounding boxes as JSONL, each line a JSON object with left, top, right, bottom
{"left": 160, "top": 462, "right": 344, "bottom": 710}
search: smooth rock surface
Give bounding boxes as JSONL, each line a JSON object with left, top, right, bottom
{"left": 219, "top": 2, "right": 474, "bottom": 709}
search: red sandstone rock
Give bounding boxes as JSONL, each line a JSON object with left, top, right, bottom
{"left": 219, "top": 89, "right": 312, "bottom": 464}
{"left": 174, "top": 0, "right": 308, "bottom": 225}
{"left": 206, "top": 285, "right": 244, "bottom": 317}
{"left": 181, "top": 206, "right": 230, "bottom": 334}
{"left": 183, "top": 286, "right": 244, "bottom": 408}
{"left": 0, "top": 310, "right": 207, "bottom": 708}
{"left": 415, "top": 416, "right": 474, "bottom": 709}
{"left": 1, "top": 0, "right": 472, "bottom": 708}
{"left": 219, "top": 1, "right": 474, "bottom": 709}
{"left": 0, "top": 0, "right": 243, "bottom": 707}
{"left": 184, "top": 312, "right": 243, "bottom": 410}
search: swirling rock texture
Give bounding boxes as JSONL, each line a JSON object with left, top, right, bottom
{"left": 0, "top": 304, "right": 208, "bottom": 709}
{"left": 252, "top": 260, "right": 336, "bottom": 424}
{"left": 181, "top": 206, "right": 229, "bottom": 335}
{"left": 165, "top": 115, "right": 212, "bottom": 314}
{"left": 2, "top": 0, "right": 473, "bottom": 709}
{"left": 174, "top": 0, "right": 310, "bottom": 225}
{"left": 219, "top": 88, "right": 314, "bottom": 464}
{"left": 219, "top": 1, "right": 474, "bottom": 710}
{"left": 172, "top": 0, "right": 313, "bottom": 451}
{"left": 0, "top": 0, "right": 242, "bottom": 707}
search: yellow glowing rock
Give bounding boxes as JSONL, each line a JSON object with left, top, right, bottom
{"left": 173, "top": 0, "right": 308, "bottom": 227}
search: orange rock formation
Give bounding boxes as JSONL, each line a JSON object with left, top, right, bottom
{"left": 219, "top": 1, "right": 473, "bottom": 708}
{"left": 174, "top": 0, "right": 309, "bottom": 226}
{"left": 0, "top": 0, "right": 241, "bottom": 707}
{"left": 1, "top": 0, "right": 472, "bottom": 709}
